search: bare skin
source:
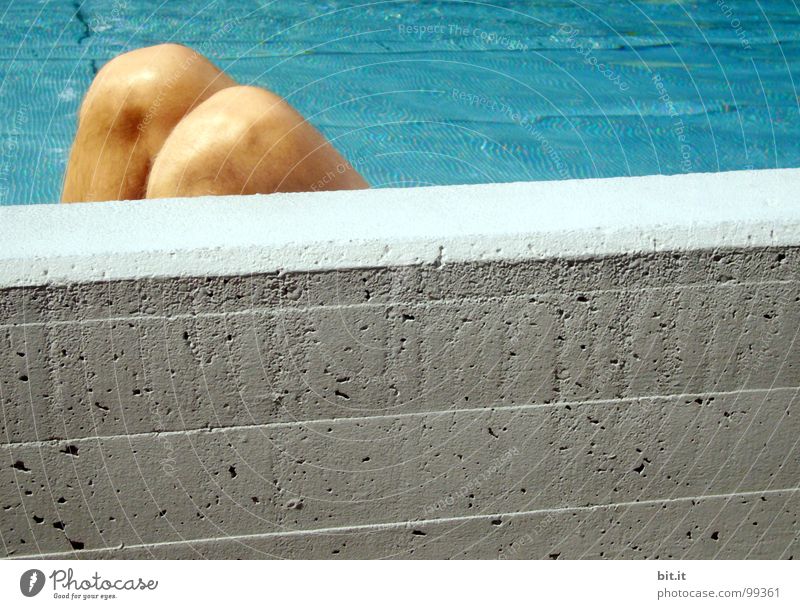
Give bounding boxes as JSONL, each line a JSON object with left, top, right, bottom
{"left": 61, "top": 44, "right": 368, "bottom": 203}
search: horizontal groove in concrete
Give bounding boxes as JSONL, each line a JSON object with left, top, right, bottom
{"left": 1, "top": 385, "right": 796, "bottom": 449}
{"left": 11, "top": 487, "right": 799, "bottom": 560}
{"left": 2, "top": 248, "right": 797, "bottom": 329}
{"left": 1, "top": 277, "right": 797, "bottom": 330}
{"left": 2, "top": 278, "right": 798, "bottom": 443}
{"left": 2, "top": 388, "right": 797, "bottom": 556}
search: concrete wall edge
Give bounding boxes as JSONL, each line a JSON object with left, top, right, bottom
{"left": 1, "top": 168, "right": 798, "bottom": 288}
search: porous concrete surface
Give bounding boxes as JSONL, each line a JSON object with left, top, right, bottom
{"left": 1, "top": 170, "right": 799, "bottom": 559}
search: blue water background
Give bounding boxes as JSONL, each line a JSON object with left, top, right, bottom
{"left": 0, "top": 0, "right": 798, "bottom": 204}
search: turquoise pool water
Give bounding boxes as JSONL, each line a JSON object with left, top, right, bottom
{"left": 0, "top": 0, "right": 798, "bottom": 204}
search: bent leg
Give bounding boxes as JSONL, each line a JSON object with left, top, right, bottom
{"left": 145, "top": 85, "right": 368, "bottom": 198}
{"left": 62, "top": 44, "right": 235, "bottom": 203}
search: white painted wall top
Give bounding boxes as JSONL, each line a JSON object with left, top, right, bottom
{"left": 1, "top": 168, "right": 798, "bottom": 287}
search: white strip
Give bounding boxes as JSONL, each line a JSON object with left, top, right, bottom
{"left": 1, "top": 169, "right": 799, "bottom": 288}
{"left": 1, "top": 560, "right": 797, "bottom": 607}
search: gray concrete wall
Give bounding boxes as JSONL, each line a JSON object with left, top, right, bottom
{"left": 1, "top": 169, "right": 799, "bottom": 559}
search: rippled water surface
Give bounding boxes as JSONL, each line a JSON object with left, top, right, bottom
{"left": 0, "top": 0, "right": 798, "bottom": 203}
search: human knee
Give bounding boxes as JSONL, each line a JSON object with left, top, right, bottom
{"left": 195, "top": 86, "right": 306, "bottom": 137}
{"left": 94, "top": 43, "right": 199, "bottom": 87}
{"left": 146, "top": 85, "right": 368, "bottom": 197}
{"left": 79, "top": 44, "right": 231, "bottom": 135}
{"left": 147, "top": 87, "right": 309, "bottom": 196}
{"left": 193, "top": 86, "right": 338, "bottom": 176}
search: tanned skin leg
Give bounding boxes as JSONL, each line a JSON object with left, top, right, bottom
{"left": 62, "top": 44, "right": 367, "bottom": 203}
{"left": 145, "top": 85, "right": 368, "bottom": 198}
{"left": 62, "top": 44, "right": 236, "bottom": 202}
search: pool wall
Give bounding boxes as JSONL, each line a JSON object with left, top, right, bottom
{"left": 1, "top": 168, "right": 799, "bottom": 559}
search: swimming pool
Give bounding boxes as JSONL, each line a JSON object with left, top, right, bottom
{"left": 0, "top": 0, "right": 798, "bottom": 205}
